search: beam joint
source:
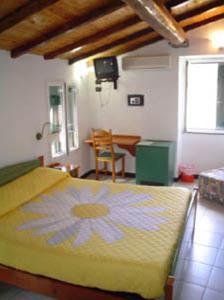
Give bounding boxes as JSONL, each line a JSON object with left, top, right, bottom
{"left": 123, "top": 0, "right": 188, "bottom": 47}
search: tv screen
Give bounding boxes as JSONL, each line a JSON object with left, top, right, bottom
{"left": 94, "top": 56, "right": 118, "bottom": 80}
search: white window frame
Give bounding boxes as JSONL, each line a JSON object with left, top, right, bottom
{"left": 184, "top": 56, "right": 224, "bottom": 135}
{"left": 66, "top": 83, "right": 79, "bottom": 152}
{"left": 47, "top": 82, "right": 79, "bottom": 158}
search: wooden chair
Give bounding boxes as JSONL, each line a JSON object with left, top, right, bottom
{"left": 92, "top": 129, "right": 125, "bottom": 183}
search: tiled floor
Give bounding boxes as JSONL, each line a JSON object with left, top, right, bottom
{"left": 173, "top": 195, "right": 224, "bottom": 300}
{"left": 1, "top": 176, "right": 224, "bottom": 300}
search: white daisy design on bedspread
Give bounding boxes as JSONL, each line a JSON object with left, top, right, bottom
{"left": 18, "top": 186, "right": 167, "bottom": 247}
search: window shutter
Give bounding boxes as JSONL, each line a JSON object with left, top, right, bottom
{"left": 50, "top": 95, "right": 60, "bottom": 106}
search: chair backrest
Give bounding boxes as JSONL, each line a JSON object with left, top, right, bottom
{"left": 92, "top": 129, "right": 114, "bottom": 157}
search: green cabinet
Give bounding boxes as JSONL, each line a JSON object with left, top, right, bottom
{"left": 136, "top": 140, "right": 175, "bottom": 186}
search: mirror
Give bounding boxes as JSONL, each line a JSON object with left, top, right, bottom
{"left": 48, "top": 83, "right": 66, "bottom": 157}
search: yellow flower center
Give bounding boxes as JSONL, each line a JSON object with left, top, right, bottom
{"left": 72, "top": 203, "right": 109, "bottom": 219}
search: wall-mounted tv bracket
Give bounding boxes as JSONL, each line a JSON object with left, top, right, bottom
{"left": 95, "top": 79, "right": 102, "bottom": 92}
{"left": 95, "top": 77, "right": 119, "bottom": 92}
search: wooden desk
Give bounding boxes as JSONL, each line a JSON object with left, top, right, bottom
{"left": 85, "top": 134, "right": 141, "bottom": 156}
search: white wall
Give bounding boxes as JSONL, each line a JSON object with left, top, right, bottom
{"left": 88, "top": 59, "right": 178, "bottom": 172}
{"left": 0, "top": 51, "right": 91, "bottom": 175}
{"left": 88, "top": 19, "right": 224, "bottom": 174}
{"left": 1, "top": 19, "right": 224, "bottom": 176}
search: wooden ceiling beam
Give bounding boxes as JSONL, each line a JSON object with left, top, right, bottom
{"left": 101, "top": 35, "right": 163, "bottom": 58}
{"left": 10, "top": 1, "right": 125, "bottom": 58}
{"left": 68, "top": 27, "right": 154, "bottom": 65}
{"left": 175, "top": 0, "right": 224, "bottom": 21}
{"left": 68, "top": 4, "right": 224, "bottom": 64}
{"left": 44, "top": 16, "right": 141, "bottom": 59}
{"left": 43, "top": 0, "right": 186, "bottom": 60}
{"left": 45, "top": 0, "right": 214, "bottom": 59}
{"left": 0, "top": 0, "right": 60, "bottom": 34}
{"left": 99, "top": 10, "right": 224, "bottom": 61}
{"left": 123, "top": 0, "right": 188, "bottom": 47}
{"left": 184, "top": 11, "right": 224, "bottom": 32}
{"left": 166, "top": 0, "right": 187, "bottom": 9}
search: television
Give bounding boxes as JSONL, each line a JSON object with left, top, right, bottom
{"left": 93, "top": 56, "right": 119, "bottom": 80}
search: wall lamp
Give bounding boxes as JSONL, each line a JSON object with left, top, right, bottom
{"left": 36, "top": 122, "right": 51, "bottom": 140}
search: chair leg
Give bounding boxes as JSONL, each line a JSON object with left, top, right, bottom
{"left": 112, "top": 161, "right": 116, "bottom": 183}
{"left": 104, "top": 162, "right": 108, "bottom": 175}
{"left": 95, "top": 159, "right": 99, "bottom": 180}
{"left": 122, "top": 157, "right": 125, "bottom": 178}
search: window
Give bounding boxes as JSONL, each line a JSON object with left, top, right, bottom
{"left": 48, "top": 83, "right": 78, "bottom": 158}
{"left": 185, "top": 58, "right": 224, "bottom": 134}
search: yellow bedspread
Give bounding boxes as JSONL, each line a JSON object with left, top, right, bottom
{"left": 0, "top": 167, "right": 191, "bottom": 299}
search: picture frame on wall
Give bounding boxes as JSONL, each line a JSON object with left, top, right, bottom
{"left": 127, "top": 94, "right": 144, "bottom": 106}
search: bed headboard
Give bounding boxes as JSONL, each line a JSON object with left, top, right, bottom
{"left": 0, "top": 156, "right": 44, "bottom": 187}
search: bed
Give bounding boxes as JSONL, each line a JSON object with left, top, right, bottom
{"left": 0, "top": 157, "right": 197, "bottom": 300}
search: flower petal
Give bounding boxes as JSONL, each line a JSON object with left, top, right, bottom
{"left": 102, "top": 190, "right": 133, "bottom": 203}
{"left": 94, "top": 186, "right": 110, "bottom": 203}
{"left": 17, "top": 215, "right": 69, "bottom": 230}
{"left": 22, "top": 203, "right": 71, "bottom": 215}
{"left": 73, "top": 220, "right": 92, "bottom": 247}
{"left": 79, "top": 187, "right": 94, "bottom": 203}
{"left": 48, "top": 222, "right": 80, "bottom": 245}
{"left": 66, "top": 187, "right": 81, "bottom": 203}
{"left": 109, "top": 213, "right": 166, "bottom": 231}
{"left": 107, "top": 192, "right": 152, "bottom": 207}
{"left": 115, "top": 206, "right": 166, "bottom": 215}
{"left": 34, "top": 218, "right": 77, "bottom": 235}
{"left": 40, "top": 190, "right": 78, "bottom": 209}
{"left": 42, "top": 191, "right": 68, "bottom": 204}
{"left": 92, "top": 219, "right": 124, "bottom": 243}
